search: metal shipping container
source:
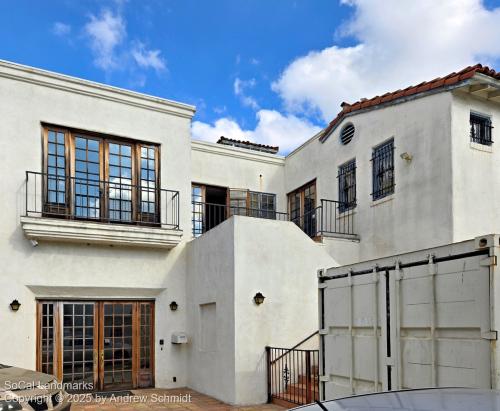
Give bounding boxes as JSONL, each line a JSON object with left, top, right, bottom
{"left": 317, "top": 234, "right": 500, "bottom": 400}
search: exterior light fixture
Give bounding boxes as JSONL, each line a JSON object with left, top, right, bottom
{"left": 169, "top": 301, "right": 178, "bottom": 311}
{"left": 253, "top": 292, "right": 265, "bottom": 305}
{"left": 9, "top": 299, "right": 21, "bottom": 312}
{"left": 400, "top": 152, "right": 413, "bottom": 162}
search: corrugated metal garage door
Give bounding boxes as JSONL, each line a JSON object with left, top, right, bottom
{"left": 318, "top": 238, "right": 496, "bottom": 400}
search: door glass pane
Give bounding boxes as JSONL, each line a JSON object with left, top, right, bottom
{"left": 62, "top": 302, "right": 95, "bottom": 389}
{"left": 108, "top": 143, "right": 133, "bottom": 222}
{"left": 139, "top": 304, "right": 152, "bottom": 370}
{"left": 40, "top": 303, "right": 55, "bottom": 375}
{"left": 46, "top": 131, "right": 67, "bottom": 207}
{"left": 139, "top": 146, "right": 158, "bottom": 222}
{"left": 289, "top": 192, "right": 301, "bottom": 225}
{"left": 192, "top": 185, "right": 204, "bottom": 237}
{"left": 74, "top": 136, "right": 101, "bottom": 219}
{"left": 303, "top": 184, "right": 316, "bottom": 236}
{"left": 103, "top": 303, "right": 134, "bottom": 388}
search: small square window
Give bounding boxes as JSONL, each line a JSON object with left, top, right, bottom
{"left": 470, "top": 113, "right": 493, "bottom": 146}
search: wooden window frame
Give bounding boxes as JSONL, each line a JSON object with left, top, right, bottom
{"left": 287, "top": 179, "right": 317, "bottom": 218}
{"left": 41, "top": 125, "right": 161, "bottom": 224}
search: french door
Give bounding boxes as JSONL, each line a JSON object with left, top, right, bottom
{"left": 287, "top": 180, "right": 317, "bottom": 237}
{"left": 37, "top": 301, "right": 154, "bottom": 391}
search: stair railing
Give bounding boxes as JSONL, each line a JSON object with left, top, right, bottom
{"left": 266, "top": 330, "right": 320, "bottom": 405}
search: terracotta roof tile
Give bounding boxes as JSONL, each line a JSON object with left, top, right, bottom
{"left": 320, "top": 64, "right": 500, "bottom": 142}
{"left": 216, "top": 136, "right": 279, "bottom": 154}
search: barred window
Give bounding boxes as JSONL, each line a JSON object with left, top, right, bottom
{"left": 338, "top": 159, "right": 356, "bottom": 212}
{"left": 372, "top": 139, "right": 394, "bottom": 201}
{"left": 470, "top": 113, "right": 493, "bottom": 146}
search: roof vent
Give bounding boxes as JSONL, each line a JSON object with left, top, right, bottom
{"left": 340, "top": 124, "right": 355, "bottom": 145}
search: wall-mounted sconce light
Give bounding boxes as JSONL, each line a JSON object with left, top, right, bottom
{"left": 169, "top": 301, "right": 178, "bottom": 311}
{"left": 400, "top": 152, "right": 413, "bottom": 162}
{"left": 253, "top": 292, "right": 265, "bottom": 305}
{"left": 10, "top": 299, "right": 21, "bottom": 312}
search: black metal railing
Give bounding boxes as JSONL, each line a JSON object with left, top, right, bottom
{"left": 266, "top": 345, "right": 319, "bottom": 405}
{"left": 290, "top": 199, "right": 355, "bottom": 238}
{"left": 192, "top": 201, "right": 288, "bottom": 236}
{"left": 192, "top": 199, "right": 355, "bottom": 237}
{"left": 25, "top": 171, "right": 180, "bottom": 229}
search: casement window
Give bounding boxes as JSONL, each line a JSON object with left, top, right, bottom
{"left": 288, "top": 180, "right": 316, "bottom": 237}
{"left": 43, "top": 125, "right": 160, "bottom": 224}
{"left": 372, "top": 139, "right": 394, "bottom": 201}
{"left": 338, "top": 159, "right": 356, "bottom": 212}
{"left": 249, "top": 191, "right": 276, "bottom": 219}
{"left": 470, "top": 113, "right": 493, "bottom": 146}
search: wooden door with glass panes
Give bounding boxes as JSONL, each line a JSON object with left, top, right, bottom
{"left": 37, "top": 301, "right": 154, "bottom": 391}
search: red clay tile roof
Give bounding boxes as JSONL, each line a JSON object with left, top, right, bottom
{"left": 217, "top": 136, "right": 279, "bottom": 154}
{"left": 320, "top": 64, "right": 500, "bottom": 142}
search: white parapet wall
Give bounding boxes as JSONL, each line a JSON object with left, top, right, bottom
{"left": 186, "top": 215, "right": 337, "bottom": 405}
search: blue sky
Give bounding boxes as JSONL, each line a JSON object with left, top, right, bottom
{"left": 1, "top": 0, "right": 500, "bottom": 153}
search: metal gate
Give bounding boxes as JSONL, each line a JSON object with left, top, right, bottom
{"left": 318, "top": 237, "right": 496, "bottom": 400}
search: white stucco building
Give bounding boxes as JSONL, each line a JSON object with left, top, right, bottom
{"left": 1, "top": 59, "right": 500, "bottom": 406}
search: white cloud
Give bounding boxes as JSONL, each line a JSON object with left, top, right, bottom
{"left": 84, "top": 9, "right": 126, "bottom": 71}
{"left": 52, "top": 22, "right": 71, "bottom": 36}
{"left": 131, "top": 41, "right": 166, "bottom": 72}
{"left": 192, "top": 110, "right": 321, "bottom": 153}
{"left": 272, "top": 0, "right": 500, "bottom": 122}
{"left": 250, "top": 57, "right": 260, "bottom": 65}
{"left": 233, "top": 77, "right": 259, "bottom": 110}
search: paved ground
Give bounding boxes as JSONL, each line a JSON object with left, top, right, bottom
{"left": 70, "top": 388, "right": 286, "bottom": 410}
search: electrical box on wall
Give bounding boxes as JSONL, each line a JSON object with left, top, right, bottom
{"left": 171, "top": 332, "right": 188, "bottom": 344}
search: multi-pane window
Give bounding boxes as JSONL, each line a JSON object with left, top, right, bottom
{"left": 338, "top": 160, "right": 356, "bottom": 212}
{"left": 43, "top": 125, "right": 159, "bottom": 224}
{"left": 372, "top": 139, "right": 395, "bottom": 201}
{"left": 46, "top": 129, "right": 67, "bottom": 211}
{"left": 229, "top": 189, "right": 248, "bottom": 216}
{"left": 249, "top": 192, "right": 276, "bottom": 218}
{"left": 470, "top": 113, "right": 493, "bottom": 146}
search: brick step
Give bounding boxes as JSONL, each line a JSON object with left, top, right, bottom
{"left": 298, "top": 374, "right": 320, "bottom": 384}
{"left": 286, "top": 382, "right": 319, "bottom": 398}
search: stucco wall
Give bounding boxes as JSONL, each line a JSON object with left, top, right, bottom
{"left": 186, "top": 216, "right": 337, "bottom": 405}
{"left": 451, "top": 91, "right": 500, "bottom": 241}
{"left": 185, "top": 219, "right": 237, "bottom": 403}
{"left": 0, "top": 62, "right": 194, "bottom": 388}
{"left": 285, "top": 92, "right": 455, "bottom": 262}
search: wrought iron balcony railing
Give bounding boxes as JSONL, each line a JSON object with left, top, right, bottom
{"left": 25, "top": 171, "right": 180, "bottom": 229}
{"left": 192, "top": 199, "right": 355, "bottom": 238}
{"left": 192, "top": 201, "right": 289, "bottom": 236}
{"left": 290, "top": 199, "right": 356, "bottom": 238}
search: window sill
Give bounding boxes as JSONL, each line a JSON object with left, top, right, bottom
{"left": 470, "top": 142, "right": 493, "bottom": 153}
{"left": 20, "top": 216, "right": 182, "bottom": 249}
{"left": 371, "top": 194, "right": 395, "bottom": 207}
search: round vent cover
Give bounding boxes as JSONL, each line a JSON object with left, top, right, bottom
{"left": 340, "top": 124, "right": 355, "bottom": 145}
